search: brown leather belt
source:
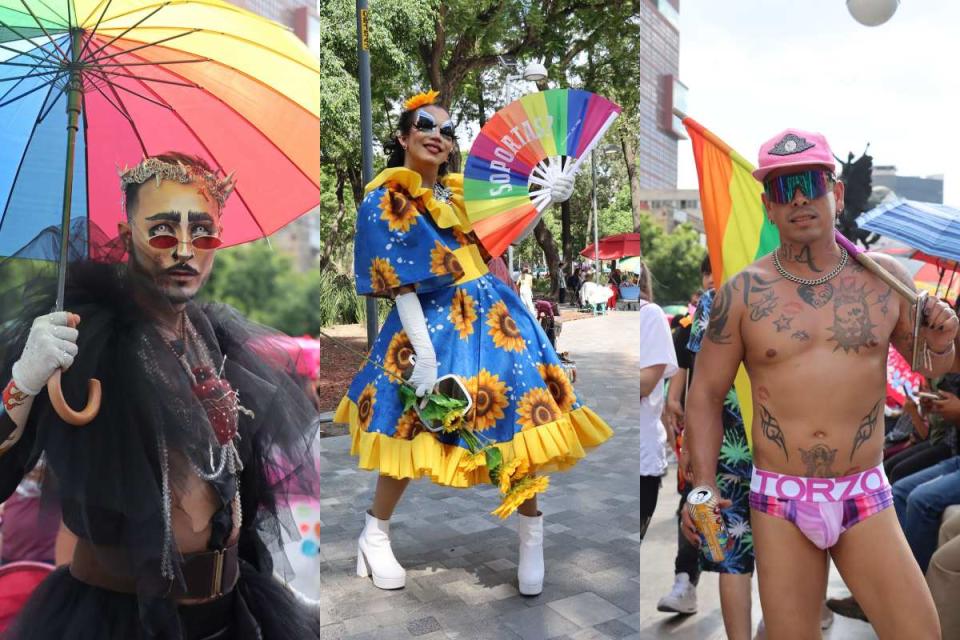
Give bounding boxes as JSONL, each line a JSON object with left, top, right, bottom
{"left": 70, "top": 539, "right": 240, "bottom": 601}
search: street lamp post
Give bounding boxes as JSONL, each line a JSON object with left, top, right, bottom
{"left": 355, "top": 0, "right": 379, "bottom": 347}
{"left": 591, "top": 150, "right": 600, "bottom": 282}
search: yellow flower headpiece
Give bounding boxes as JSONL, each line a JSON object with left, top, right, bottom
{"left": 403, "top": 89, "right": 440, "bottom": 111}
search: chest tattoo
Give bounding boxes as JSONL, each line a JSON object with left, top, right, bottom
{"left": 827, "top": 278, "right": 878, "bottom": 353}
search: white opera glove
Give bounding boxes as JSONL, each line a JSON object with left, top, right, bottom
{"left": 11, "top": 312, "right": 79, "bottom": 396}
{"left": 395, "top": 292, "right": 438, "bottom": 397}
{"left": 548, "top": 173, "right": 575, "bottom": 206}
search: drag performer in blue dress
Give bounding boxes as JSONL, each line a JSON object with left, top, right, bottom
{"left": 335, "top": 91, "right": 613, "bottom": 596}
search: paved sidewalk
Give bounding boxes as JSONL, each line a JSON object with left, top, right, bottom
{"left": 299, "top": 310, "right": 878, "bottom": 639}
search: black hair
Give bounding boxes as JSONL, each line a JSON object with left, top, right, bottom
{"left": 385, "top": 105, "right": 458, "bottom": 176}
{"left": 124, "top": 152, "right": 218, "bottom": 220}
{"left": 700, "top": 254, "right": 712, "bottom": 276}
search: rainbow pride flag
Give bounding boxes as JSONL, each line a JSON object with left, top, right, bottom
{"left": 683, "top": 117, "right": 780, "bottom": 447}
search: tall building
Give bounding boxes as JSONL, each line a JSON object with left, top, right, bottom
{"left": 635, "top": 0, "right": 686, "bottom": 189}
{"left": 227, "top": 0, "right": 322, "bottom": 272}
{"left": 872, "top": 165, "right": 944, "bottom": 204}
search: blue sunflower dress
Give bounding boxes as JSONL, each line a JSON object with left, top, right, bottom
{"left": 335, "top": 168, "right": 613, "bottom": 488}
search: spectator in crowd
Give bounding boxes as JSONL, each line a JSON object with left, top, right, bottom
{"left": 926, "top": 509, "right": 960, "bottom": 638}
{"left": 517, "top": 266, "right": 536, "bottom": 316}
{"left": 609, "top": 262, "right": 623, "bottom": 286}
{"left": 557, "top": 261, "right": 568, "bottom": 304}
{"left": 0, "top": 461, "right": 59, "bottom": 566}
{"left": 658, "top": 254, "right": 713, "bottom": 615}
{"left": 636, "top": 258, "right": 680, "bottom": 541}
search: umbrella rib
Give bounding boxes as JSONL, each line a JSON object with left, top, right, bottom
{"left": 35, "top": 73, "right": 66, "bottom": 122}
{"left": 0, "top": 73, "right": 61, "bottom": 108}
{"left": 93, "top": 25, "right": 320, "bottom": 73}
{"left": 33, "top": 0, "right": 71, "bottom": 28}
{"left": 0, "top": 40, "right": 62, "bottom": 67}
{"left": 0, "top": 69, "right": 62, "bottom": 83}
{"left": 106, "top": 61, "right": 272, "bottom": 240}
{"left": 0, "top": 17, "right": 59, "bottom": 57}
{"left": 89, "top": 28, "right": 201, "bottom": 64}
{"left": 0, "top": 42, "right": 60, "bottom": 102}
{"left": 116, "top": 46, "right": 320, "bottom": 189}
{"left": 86, "top": 73, "right": 136, "bottom": 125}
{"left": 17, "top": 0, "right": 69, "bottom": 59}
{"left": 78, "top": 0, "right": 115, "bottom": 59}
{"left": 102, "top": 78, "right": 150, "bottom": 155}
{"left": 94, "top": 68, "right": 198, "bottom": 88}
{"left": 93, "top": 58, "right": 210, "bottom": 67}
{"left": 0, "top": 80, "right": 59, "bottom": 239}
{"left": 87, "top": 66, "right": 172, "bottom": 109}
{"left": 84, "top": 5, "right": 179, "bottom": 60}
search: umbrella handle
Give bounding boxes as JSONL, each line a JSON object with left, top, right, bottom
{"left": 46, "top": 370, "right": 101, "bottom": 426}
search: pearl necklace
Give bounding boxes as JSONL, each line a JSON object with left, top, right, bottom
{"left": 773, "top": 247, "right": 848, "bottom": 287}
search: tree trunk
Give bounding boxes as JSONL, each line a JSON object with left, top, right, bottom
{"left": 560, "top": 200, "right": 572, "bottom": 272}
{"left": 318, "top": 170, "right": 352, "bottom": 272}
{"left": 533, "top": 219, "right": 561, "bottom": 296}
{"left": 477, "top": 74, "right": 486, "bottom": 128}
{"left": 619, "top": 127, "right": 645, "bottom": 233}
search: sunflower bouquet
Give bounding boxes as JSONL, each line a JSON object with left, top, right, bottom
{"left": 397, "top": 377, "right": 548, "bottom": 519}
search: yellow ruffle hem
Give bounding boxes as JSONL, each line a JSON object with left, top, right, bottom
{"left": 334, "top": 397, "right": 614, "bottom": 488}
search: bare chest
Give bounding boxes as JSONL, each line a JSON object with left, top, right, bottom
{"left": 736, "top": 268, "right": 899, "bottom": 364}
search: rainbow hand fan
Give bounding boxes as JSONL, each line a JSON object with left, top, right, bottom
{"left": 464, "top": 89, "right": 621, "bottom": 257}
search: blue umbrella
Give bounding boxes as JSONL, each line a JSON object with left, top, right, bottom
{"left": 857, "top": 199, "right": 960, "bottom": 263}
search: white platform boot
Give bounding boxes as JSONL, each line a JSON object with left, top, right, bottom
{"left": 517, "top": 513, "right": 545, "bottom": 595}
{"left": 356, "top": 511, "right": 406, "bottom": 589}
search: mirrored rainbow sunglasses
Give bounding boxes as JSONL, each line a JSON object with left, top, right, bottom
{"left": 763, "top": 169, "right": 835, "bottom": 205}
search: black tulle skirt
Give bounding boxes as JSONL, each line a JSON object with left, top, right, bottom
{"left": 4, "top": 563, "right": 319, "bottom": 640}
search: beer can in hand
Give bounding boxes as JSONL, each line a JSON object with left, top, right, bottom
{"left": 686, "top": 485, "right": 730, "bottom": 563}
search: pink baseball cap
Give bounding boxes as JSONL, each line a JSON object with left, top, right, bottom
{"left": 752, "top": 129, "right": 836, "bottom": 182}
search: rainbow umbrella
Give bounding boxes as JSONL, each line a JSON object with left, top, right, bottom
{"left": 0, "top": 0, "right": 319, "bottom": 422}
{"left": 0, "top": 0, "right": 320, "bottom": 264}
{"left": 464, "top": 89, "right": 621, "bottom": 257}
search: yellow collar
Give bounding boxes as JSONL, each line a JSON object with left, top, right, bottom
{"left": 365, "top": 167, "right": 471, "bottom": 233}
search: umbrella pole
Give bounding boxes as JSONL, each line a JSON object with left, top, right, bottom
{"left": 55, "top": 32, "right": 82, "bottom": 312}
{"left": 48, "top": 30, "right": 101, "bottom": 426}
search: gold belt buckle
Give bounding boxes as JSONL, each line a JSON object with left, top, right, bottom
{"left": 211, "top": 549, "right": 225, "bottom": 598}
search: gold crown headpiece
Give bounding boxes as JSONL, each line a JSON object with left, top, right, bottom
{"left": 403, "top": 89, "right": 440, "bottom": 112}
{"left": 119, "top": 157, "right": 237, "bottom": 209}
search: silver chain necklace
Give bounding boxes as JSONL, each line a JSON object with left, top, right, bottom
{"left": 773, "top": 247, "right": 848, "bottom": 286}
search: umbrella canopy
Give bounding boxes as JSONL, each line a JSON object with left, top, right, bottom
{"left": 618, "top": 255, "right": 644, "bottom": 274}
{"left": 580, "top": 232, "right": 641, "bottom": 260}
{"left": 858, "top": 199, "right": 960, "bottom": 264}
{"left": 0, "top": 0, "right": 321, "bottom": 258}
{"left": 875, "top": 244, "right": 960, "bottom": 301}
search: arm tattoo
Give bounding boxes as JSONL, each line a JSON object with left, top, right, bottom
{"left": 877, "top": 287, "right": 892, "bottom": 315}
{"left": 850, "top": 400, "right": 883, "bottom": 461}
{"left": 828, "top": 279, "right": 879, "bottom": 353}
{"left": 706, "top": 282, "right": 734, "bottom": 344}
{"left": 781, "top": 244, "right": 823, "bottom": 273}
{"left": 760, "top": 404, "right": 788, "bottom": 460}
{"left": 799, "top": 444, "right": 838, "bottom": 477}
{"left": 2, "top": 379, "right": 27, "bottom": 412}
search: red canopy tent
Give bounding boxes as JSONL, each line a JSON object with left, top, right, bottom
{"left": 580, "top": 233, "right": 642, "bottom": 260}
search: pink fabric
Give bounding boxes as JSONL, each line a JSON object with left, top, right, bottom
{"left": 752, "top": 128, "right": 836, "bottom": 181}
{"left": 749, "top": 465, "right": 893, "bottom": 549}
{"left": 750, "top": 464, "right": 889, "bottom": 502}
{"left": 0, "top": 562, "right": 54, "bottom": 631}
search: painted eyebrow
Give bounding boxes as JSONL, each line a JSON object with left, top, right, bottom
{"left": 144, "top": 211, "right": 214, "bottom": 223}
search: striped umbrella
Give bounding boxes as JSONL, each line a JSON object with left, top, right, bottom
{"left": 858, "top": 199, "right": 960, "bottom": 264}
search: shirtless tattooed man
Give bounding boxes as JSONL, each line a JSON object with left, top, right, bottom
{"left": 683, "top": 129, "right": 959, "bottom": 640}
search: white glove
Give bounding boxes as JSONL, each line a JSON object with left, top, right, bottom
{"left": 548, "top": 173, "right": 575, "bottom": 206}
{"left": 11, "top": 312, "right": 79, "bottom": 396}
{"left": 395, "top": 292, "right": 438, "bottom": 397}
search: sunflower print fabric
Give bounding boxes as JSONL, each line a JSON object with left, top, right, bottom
{"left": 343, "top": 168, "right": 607, "bottom": 487}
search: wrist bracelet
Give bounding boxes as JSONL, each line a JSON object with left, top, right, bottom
{"left": 927, "top": 342, "right": 956, "bottom": 358}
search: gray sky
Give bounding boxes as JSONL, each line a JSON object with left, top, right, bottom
{"left": 676, "top": 0, "right": 960, "bottom": 204}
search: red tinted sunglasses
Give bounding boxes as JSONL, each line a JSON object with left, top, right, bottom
{"left": 147, "top": 235, "right": 223, "bottom": 250}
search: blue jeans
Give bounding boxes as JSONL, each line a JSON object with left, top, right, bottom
{"left": 893, "top": 456, "right": 960, "bottom": 572}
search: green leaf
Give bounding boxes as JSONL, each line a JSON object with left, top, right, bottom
{"left": 398, "top": 384, "right": 418, "bottom": 413}
{"left": 485, "top": 448, "right": 503, "bottom": 481}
